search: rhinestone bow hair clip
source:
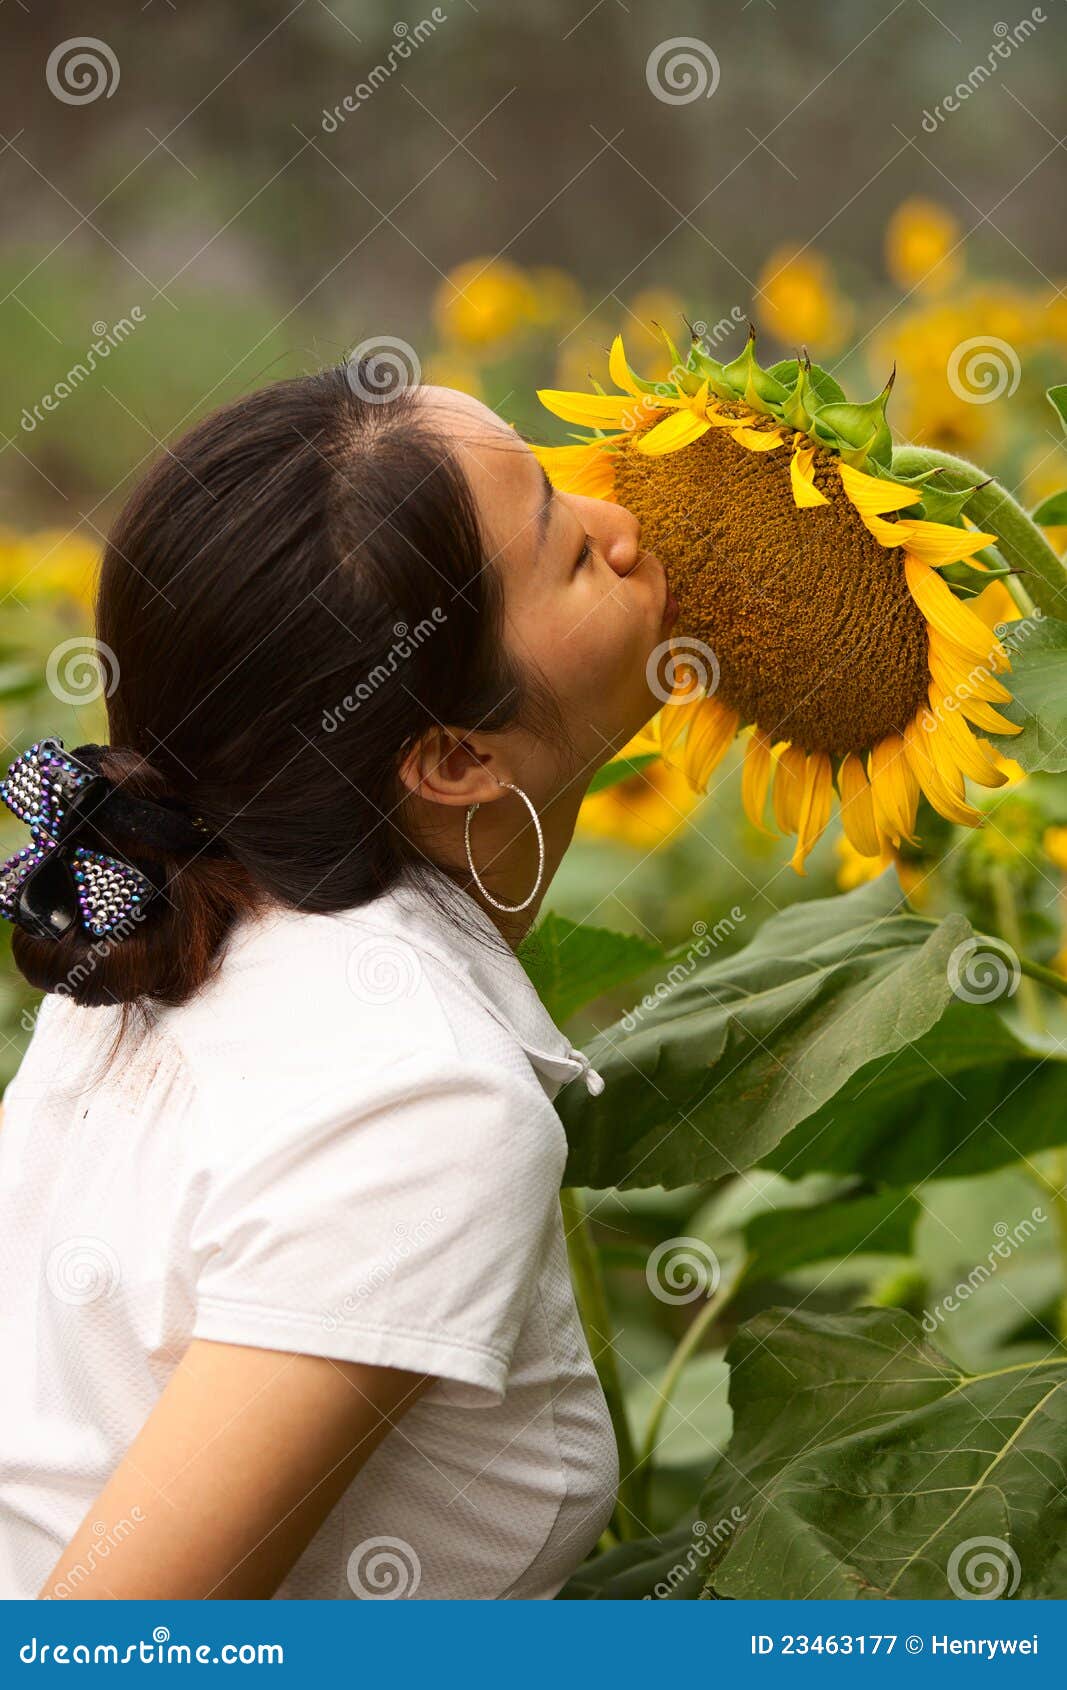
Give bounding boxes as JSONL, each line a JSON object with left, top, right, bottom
{"left": 0, "top": 737, "right": 209, "bottom": 944}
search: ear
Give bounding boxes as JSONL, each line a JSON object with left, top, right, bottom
{"left": 397, "top": 727, "right": 506, "bottom": 809}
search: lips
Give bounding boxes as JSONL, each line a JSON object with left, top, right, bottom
{"left": 661, "top": 584, "right": 680, "bottom": 637}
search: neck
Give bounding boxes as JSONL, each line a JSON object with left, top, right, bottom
{"left": 406, "top": 781, "right": 585, "bottom": 950}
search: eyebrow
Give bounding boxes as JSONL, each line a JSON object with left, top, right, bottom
{"left": 535, "top": 463, "right": 556, "bottom": 547}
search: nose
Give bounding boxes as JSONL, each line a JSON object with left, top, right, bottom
{"left": 568, "top": 494, "right": 642, "bottom": 578}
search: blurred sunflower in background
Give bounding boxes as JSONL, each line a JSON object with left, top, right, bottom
{"left": 534, "top": 326, "right": 1023, "bottom": 874}
{"left": 755, "top": 245, "right": 852, "bottom": 353}
{"left": 885, "top": 197, "right": 963, "bottom": 296}
{"left": 433, "top": 256, "right": 536, "bottom": 352}
{"left": 577, "top": 721, "right": 704, "bottom": 850}
{"left": 0, "top": 528, "right": 99, "bottom": 613}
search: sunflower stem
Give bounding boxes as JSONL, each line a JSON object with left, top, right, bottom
{"left": 891, "top": 446, "right": 1067, "bottom": 621}
{"left": 1015, "top": 954, "right": 1067, "bottom": 999}
{"left": 632, "top": 1258, "right": 744, "bottom": 1516}
{"left": 559, "top": 1186, "right": 644, "bottom": 1540}
{"left": 990, "top": 865, "right": 1044, "bottom": 1034}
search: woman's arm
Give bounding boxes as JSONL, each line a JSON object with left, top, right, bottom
{"left": 40, "top": 1338, "right": 433, "bottom": 1599}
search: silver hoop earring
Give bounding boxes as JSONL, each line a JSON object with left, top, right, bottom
{"left": 464, "top": 782, "right": 545, "bottom": 914}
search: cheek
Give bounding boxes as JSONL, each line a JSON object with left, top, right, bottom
{"left": 545, "top": 592, "right": 652, "bottom": 714}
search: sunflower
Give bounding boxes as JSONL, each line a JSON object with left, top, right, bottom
{"left": 533, "top": 326, "right": 1023, "bottom": 873}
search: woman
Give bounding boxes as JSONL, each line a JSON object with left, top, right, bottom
{"left": 0, "top": 364, "right": 678, "bottom": 1600}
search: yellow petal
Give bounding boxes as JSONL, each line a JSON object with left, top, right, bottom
{"left": 837, "top": 753, "right": 884, "bottom": 858}
{"left": 868, "top": 736, "right": 920, "bottom": 845}
{"left": 904, "top": 556, "right": 1008, "bottom": 662}
{"left": 838, "top": 461, "right": 922, "bottom": 517}
{"left": 903, "top": 714, "right": 982, "bottom": 827}
{"left": 976, "top": 739, "right": 1023, "bottom": 782}
{"left": 618, "top": 717, "right": 660, "bottom": 757}
{"left": 928, "top": 632, "right": 1012, "bottom": 695}
{"left": 731, "top": 425, "right": 787, "bottom": 452}
{"left": 790, "top": 441, "right": 829, "bottom": 509}
{"left": 772, "top": 744, "right": 806, "bottom": 834}
{"left": 741, "top": 728, "right": 775, "bottom": 832}
{"left": 790, "top": 752, "right": 834, "bottom": 875}
{"left": 971, "top": 578, "right": 1025, "bottom": 632}
{"left": 657, "top": 694, "right": 707, "bottom": 761}
{"left": 898, "top": 522, "right": 999, "bottom": 568}
{"left": 926, "top": 684, "right": 1008, "bottom": 787}
{"left": 607, "top": 335, "right": 644, "bottom": 399}
{"left": 955, "top": 695, "right": 1022, "bottom": 736}
{"left": 682, "top": 698, "right": 740, "bottom": 793}
{"left": 537, "top": 389, "right": 654, "bottom": 430}
{"left": 636, "top": 407, "right": 712, "bottom": 456}
{"left": 530, "top": 440, "right": 619, "bottom": 499}
{"left": 861, "top": 512, "right": 917, "bottom": 547}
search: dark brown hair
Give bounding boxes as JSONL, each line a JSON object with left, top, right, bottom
{"left": 12, "top": 365, "right": 552, "bottom": 1012}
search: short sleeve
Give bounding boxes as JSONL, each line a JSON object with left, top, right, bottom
{"left": 188, "top": 1059, "right": 567, "bottom": 1407}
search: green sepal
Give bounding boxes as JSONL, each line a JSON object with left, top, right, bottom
{"left": 649, "top": 320, "right": 703, "bottom": 395}
{"left": 813, "top": 371, "right": 894, "bottom": 472}
{"left": 939, "top": 554, "right": 1012, "bottom": 597}
{"left": 915, "top": 479, "right": 984, "bottom": 526}
{"left": 722, "top": 326, "right": 790, "bottom": 416}
{"left": 684, "top": 339, "right": 737, "bottom": 401}
{"left": 770, "top": 357, "right": 847, "bottom": 432}
{"left": 814, "top": 418, "right": 883, "bottom": 470}
{"left": 883, "top": 462, "right": 945, "bottom": 515}
{"left": 1032, "top": 489, "right": 1067, "bottom": 525}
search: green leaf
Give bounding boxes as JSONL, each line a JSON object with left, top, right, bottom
{"left": 519, "top": 912, "right": 664, "bottom": 1026}
{"left": 988, "top": 613, "right": 1067, "bottom": 772}
{"left": 558, "top": 1515, "right": 709, "bottom": 1600}
{"left": 698, "top": 1308, "right": 1067, "bottom": 1598}
{"left": 739, "top": 1190, "right": 921, "bottom": 1288}
{"left": 1047, "top": 383, "right": 1067, "bottom": 436}
{"left": 763, "top": 1000, "right": 1066, "bottom": 1185}
{"left": 584, "top": 752, "right": 659, "bottom": 795}
{"left": 557, "top": 873, "right": 977, "bottom": 1190}
{"left": 1032, "top": 490, "right": 1067, "bottom": 525}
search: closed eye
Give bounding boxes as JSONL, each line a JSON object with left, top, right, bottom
{"left": 573, "top": 535, "right": 593, "bottom": 573}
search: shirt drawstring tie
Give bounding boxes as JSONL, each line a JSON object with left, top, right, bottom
{"left": 570, "top": 1050, "right": 606, "bottom": 1097}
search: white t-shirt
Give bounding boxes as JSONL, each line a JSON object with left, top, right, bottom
{"left": 0, "top": 870, "right": 618, "bottom": 1599}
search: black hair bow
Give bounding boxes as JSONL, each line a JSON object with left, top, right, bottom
{"left": 0, "top": 738, "right": 161, "bottom": 943}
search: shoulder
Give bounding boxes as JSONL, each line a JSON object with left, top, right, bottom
{"left": 156, "top": 894, "right": 564, "bottom": 1165}
{"left": 160, "top": 899, "right": 456, "bottom": 1077}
